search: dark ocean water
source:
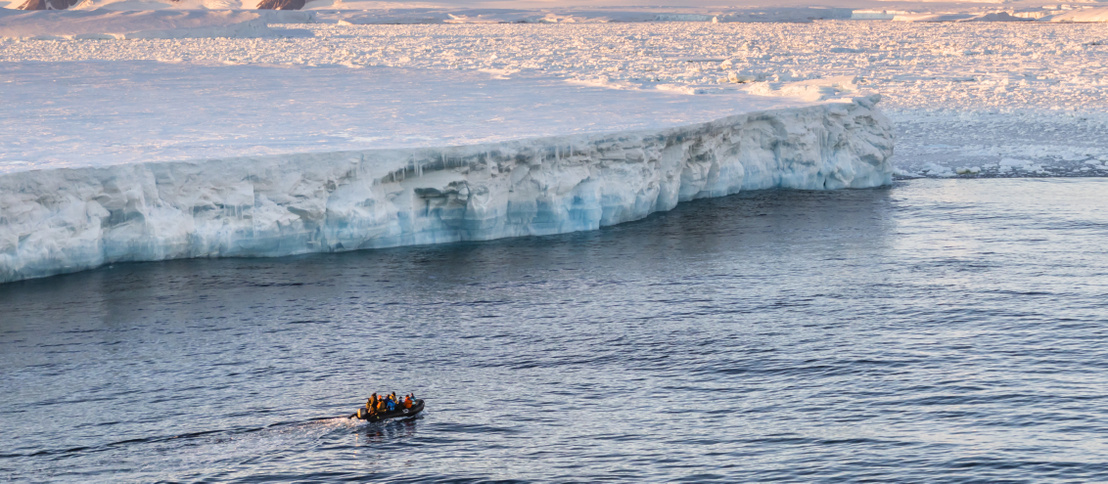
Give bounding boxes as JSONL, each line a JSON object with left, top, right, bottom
{"left": 2, "top": 178, "right": 1107, "bottom": 482}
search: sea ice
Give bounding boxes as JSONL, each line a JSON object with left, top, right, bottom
{"left": 4, "top": 20, "right": 1103, "bottom": 181}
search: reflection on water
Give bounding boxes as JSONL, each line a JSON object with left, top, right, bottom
{"left": 2, "top": 179, "right": 1107, "bottom": 482}
{"left": 357, "top": 418, "right": 420, "bottom": 445}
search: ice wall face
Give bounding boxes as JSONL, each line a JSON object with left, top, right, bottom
{"left": 0, "top": 97, "right": 893, "bottom": 284}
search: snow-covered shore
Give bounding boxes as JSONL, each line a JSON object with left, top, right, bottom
{"left": 0, "top": 96, "right": 893, "bottom": 283}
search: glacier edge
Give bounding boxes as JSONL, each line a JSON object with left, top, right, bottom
{"left": 0, "top": 96, "right": 894, "bottom": 284}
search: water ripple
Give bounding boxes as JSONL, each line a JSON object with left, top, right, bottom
{"left": 1, "top": 179, "right": 1107, "bottom": 482}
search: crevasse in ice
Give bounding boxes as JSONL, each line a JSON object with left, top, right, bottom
{"left": 0, "top": 96, "right": 893, "bottom": 283}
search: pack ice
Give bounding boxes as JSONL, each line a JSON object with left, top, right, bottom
{"left": 0, "top": 63, "right": 893, "bottom": 284}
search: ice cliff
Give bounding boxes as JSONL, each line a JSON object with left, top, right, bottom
{"left": 0, "top": 97, "right": 892, "bottom": 283}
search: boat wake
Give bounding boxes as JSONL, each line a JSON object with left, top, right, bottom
{"left": 2, "top": 415, "right": 374, "bottom": 462}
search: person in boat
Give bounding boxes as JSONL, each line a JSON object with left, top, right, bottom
{"left": 367, "top": 393, "right": 378, "bottom": 414}
{"left": 355, "top": 391, "right": 421, "bottom": 419}
{"left": 356, "top": 393, "right": 377, "bottom": 419}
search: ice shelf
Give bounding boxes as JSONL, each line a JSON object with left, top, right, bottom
{"left": 0, "top": 99, "right": 893, "bottom": 283}
{"left": 0, "top": 63, "right": 893, "bottom": 283}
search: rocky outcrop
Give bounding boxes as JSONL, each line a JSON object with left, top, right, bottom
{"left": 256, "top": 0, "right": 304, "bottom": 10}
{"left": 18, "top": 0, "right": 81, "bottom": 10}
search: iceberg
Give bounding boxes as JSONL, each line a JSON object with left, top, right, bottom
{"left": 0, "top": 62, "right": 893, "bottom": 283}
{"left": 0, "top": 96, "right": 892, "bottom": 284}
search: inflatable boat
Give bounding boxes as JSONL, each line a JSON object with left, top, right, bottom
{"left": 352, "top": 399, "right": 425, "bottom": 423}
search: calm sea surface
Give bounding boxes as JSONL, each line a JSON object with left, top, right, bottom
{"left": 2, "top": 178, "right": 1107, "bottom": 482}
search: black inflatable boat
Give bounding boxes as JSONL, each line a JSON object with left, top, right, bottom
{"left": 352, "top": 399, "right": 425, "bottom": 422}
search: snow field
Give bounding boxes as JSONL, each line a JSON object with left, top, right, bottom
{"left": 3, "top": 20, "right": 1103, "bottom": 176}
{"left": 2, "top": 21, "right": 1104, "bottom": 112}
{"left": 0, "top": 62, "right": 814, "bottom": 173}
{"left": 0, "top": 21, "right": 1103, "bottom": 112}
